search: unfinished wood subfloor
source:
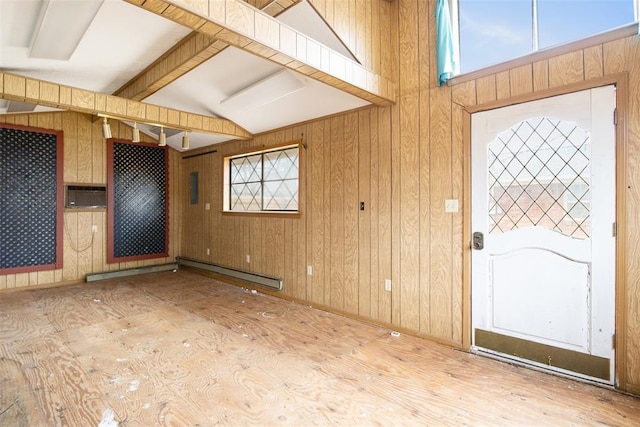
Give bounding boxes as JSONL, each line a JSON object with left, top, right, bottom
{"left": 1, "top": 270, "right": 639, "bottom": 426}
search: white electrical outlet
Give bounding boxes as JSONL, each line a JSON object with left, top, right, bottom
{"left": 445, "top": 199, "right": 459, "bottom": 213}
{"left": 384, "top": 279, "right": 392, "bottom": 292}
{"left": 307, "top": 265, "right": 313, "bottom": 276}
{"left": 91, "top": 225, "right": 98, "bottom": 233}
{"left": 206, "top": 248, "right": 210, "bottom": 255}
{"left": 205, "top": 203, "right": 211, "bottom": 210}
{"left": 246, "top": 255, "right": 251, "bottom": 263}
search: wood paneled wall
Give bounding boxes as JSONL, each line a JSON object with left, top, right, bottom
{"left": 0, "top": 112, "right": 181, "bottom": 290}
{"left": 308, "top": 0, "right": 396, "bottom": 80}
{"left": 2, "top": 0, "right": 637, "bottom": 395}
{"left": 182, "top": 1, "right": 640, "bottom": 392}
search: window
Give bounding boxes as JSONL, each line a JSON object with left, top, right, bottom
{"left": 456, "top": 0, "right": 638, "bottom": 74}
{"left": 224, "top": 144, "right": 300, "bottom": 213}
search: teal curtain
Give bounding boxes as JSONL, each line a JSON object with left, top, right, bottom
{"left": 435, "top": 0, "right": 458, "bottom": 86}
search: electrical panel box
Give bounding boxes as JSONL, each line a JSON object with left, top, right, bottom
{"left": 65, "top": 185, "right": 107, "bottom": 209}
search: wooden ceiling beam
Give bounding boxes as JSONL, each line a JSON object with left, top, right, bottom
{"left": 114, "top": 0, "right": 301, "bottom": 101}
{"left": 124, "top": 0, "right": 396, "bottom": 106}
{"left": 0, "top": 72, "right": 253, "bottom": 140}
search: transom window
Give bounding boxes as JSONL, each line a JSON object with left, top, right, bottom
{"left": 456, "top": 0, "right": 638, "bottom": 74}
{"left": 224, "top": 144, "right": 300, "bottom": 213}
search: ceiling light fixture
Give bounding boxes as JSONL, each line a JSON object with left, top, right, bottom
{"left": 132, "top": 122, "right": 140, "bottom": 143}
{"left": 219, "top": 69, "right": 307, "bottom": 112}
{"left": 182, "top": 131, "right": 189, "bottom": 150}
{"left": 158, "top": 127, "right": 166, "bottom": 146}
{"left": 102, "top": 117, "right": 112, "bottom": 139}
{"left": 96, "top": 114, "right": 190, "bottom": 147}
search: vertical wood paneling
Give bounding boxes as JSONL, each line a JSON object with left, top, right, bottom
{"left": 399, "top": 0, "right": 419, "bottom": 95}
{"left": 429, "top": 87, "right": 453, "bottom": 339}
{"left": 309, "top": 0, "right": 392, "bottom": 78}
{"left": 378, "top": 106, "right": 393, "bottom": 324}
{"left": 584, "top": 45, "right": 604, "bottom": 79}
{"left": 344, "top": 112, "right": 359, "bottom": 313}
{"left": 323, "top": 115, "right": 333, "bottom": 306}
{"left": 330, "top": 115, "right": 345, "bottom": 310}
{"left": 548, "top": 51, "right": 584, "bottom": 87}
{"left": 476, "top": 75, "right": 496, "bottom": 105}
{"left": 496, "top": 70, "right": 511, "bottom": 100}
{"left": 77, "top": 115, "right": 92, "bottom": 182}
{"left": 368, "top": 108, "right": 380, "bottom": 319}
{"left": 418, "top": 88, "right": 431, "bottom": 334}
{"left": 358, "top": 110, "right": 371, "bottom": 317}
{"left": 450, "top": 102, "right": 465, "bottom": 344}
{"left": 509, "top": 64, "right": 533, "bottom": 97}
{"left": 399, "top": 93, "right": 420, "bottom": 330}
{"left": 390, "top": 101, "right": 401, "bottom": 325}
{"left": 533, "top": 60, "right": 549, "bottom": 92}
{"left": 309, "top": 121, "right": 325, "bottom": 304}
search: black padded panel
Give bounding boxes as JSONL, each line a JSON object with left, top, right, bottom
{"left": 110, "top": 142, "right": 168, "bottom": 260}
{"left": 0, "top": 127, "right": 60, "bottom": 270}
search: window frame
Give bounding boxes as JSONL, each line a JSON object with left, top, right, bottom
{"left": 450, "top": 0, "right": 640, "bottom": 81}
{"left": 222, "top": 140, "right": 303, "bottom": 218}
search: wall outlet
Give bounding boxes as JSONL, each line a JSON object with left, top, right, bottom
{"left": 445, "top": 199, "right": 459, "bottom": 213}
{"left": 205, "top": 202, "right": 211, "bottom": 210}
{"left": 206, "top": 248, "right": 210, "bottom": 256}
{"left": 384, "top": 279, "right": 392, "bottom": 292}
{"left": 91, "top": 225, "right": 98, "bottom": 234}
{"left": 307, "top": 265, "right": 313, "bottom": 276}
{"left": 246, "top": 254, "right": 251, "bottom": 263}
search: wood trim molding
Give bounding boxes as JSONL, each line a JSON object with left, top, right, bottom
{"left": 614, "top": 73, "right": 629, "bottom": 392}
{"left": 124, "top": 0, "right": 396, "bottom": 106}
{"left": 0, "top": 72, "right": 252, "bottom": 140}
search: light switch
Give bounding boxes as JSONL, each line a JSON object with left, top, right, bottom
{"left": 445, "top": 199, "right": 459, "bottom": 213}
{"left": 205, "top": 203, "right": 211, "bottom": 210}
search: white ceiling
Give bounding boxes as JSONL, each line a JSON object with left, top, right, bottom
{"left": 0, "top": 0, "right": 370, "bottom": 151}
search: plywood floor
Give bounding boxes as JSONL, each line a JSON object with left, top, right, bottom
{"left": 1, "top": 270, "right": 639, "bottom": 426}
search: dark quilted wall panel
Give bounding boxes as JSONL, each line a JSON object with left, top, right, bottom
{"left": 0, "top": 127, "right": 59, "bottom": 271}
{"left": 110, "top": 142, "right": 168, "bottom": 261}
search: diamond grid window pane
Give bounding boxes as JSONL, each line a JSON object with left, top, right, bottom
{"left": 228, "top": 146, "right": 299, "bottom": 212}
{"left": 264, "top": 179, "right": 298, "bottom": 211}
{"left": 488, "top": 117, "right": 591, "bottom": 239}
{"left": 231, "top": 182, "right": 261, "bottom": 211}
{"left": 264, "top": 148, "right": 298, "bottom": 181}
{"left": 231, "top": 154, "right": 261, "bottom": 184}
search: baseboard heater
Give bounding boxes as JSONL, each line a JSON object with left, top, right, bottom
{"left": 86, "top": 263, "right": 178, "bottom": 282}
{"left": 176, "top": 257, "right": 282, "bottom": 291}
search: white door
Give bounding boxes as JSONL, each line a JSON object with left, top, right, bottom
{"left": 471, "top": 86, "right": 616, "bottom": 384}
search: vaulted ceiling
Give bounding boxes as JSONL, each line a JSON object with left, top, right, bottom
{"left": 0, "top": 0, "right": 395, "bottom": 151}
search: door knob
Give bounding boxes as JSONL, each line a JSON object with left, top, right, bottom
{"left": 472, "top": 231, "right": 484, "bottom": 250}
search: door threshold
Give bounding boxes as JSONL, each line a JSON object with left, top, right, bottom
{"left": 471, "top": 346, "right": 615, "bottom": 390}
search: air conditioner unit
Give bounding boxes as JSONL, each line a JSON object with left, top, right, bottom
{"left": 65, "top": 185, "right": 107, "bottom": 209}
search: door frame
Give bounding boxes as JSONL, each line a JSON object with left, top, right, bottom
{"left": 461, "top": 73, "right": 629, "bottom": 390}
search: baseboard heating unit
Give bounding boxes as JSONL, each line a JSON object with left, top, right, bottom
{"left": 86, "top": 263, "right": 179, "bottom": 282}
{"left": 176, "top": 257, "right": 283, "bottom": 291}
